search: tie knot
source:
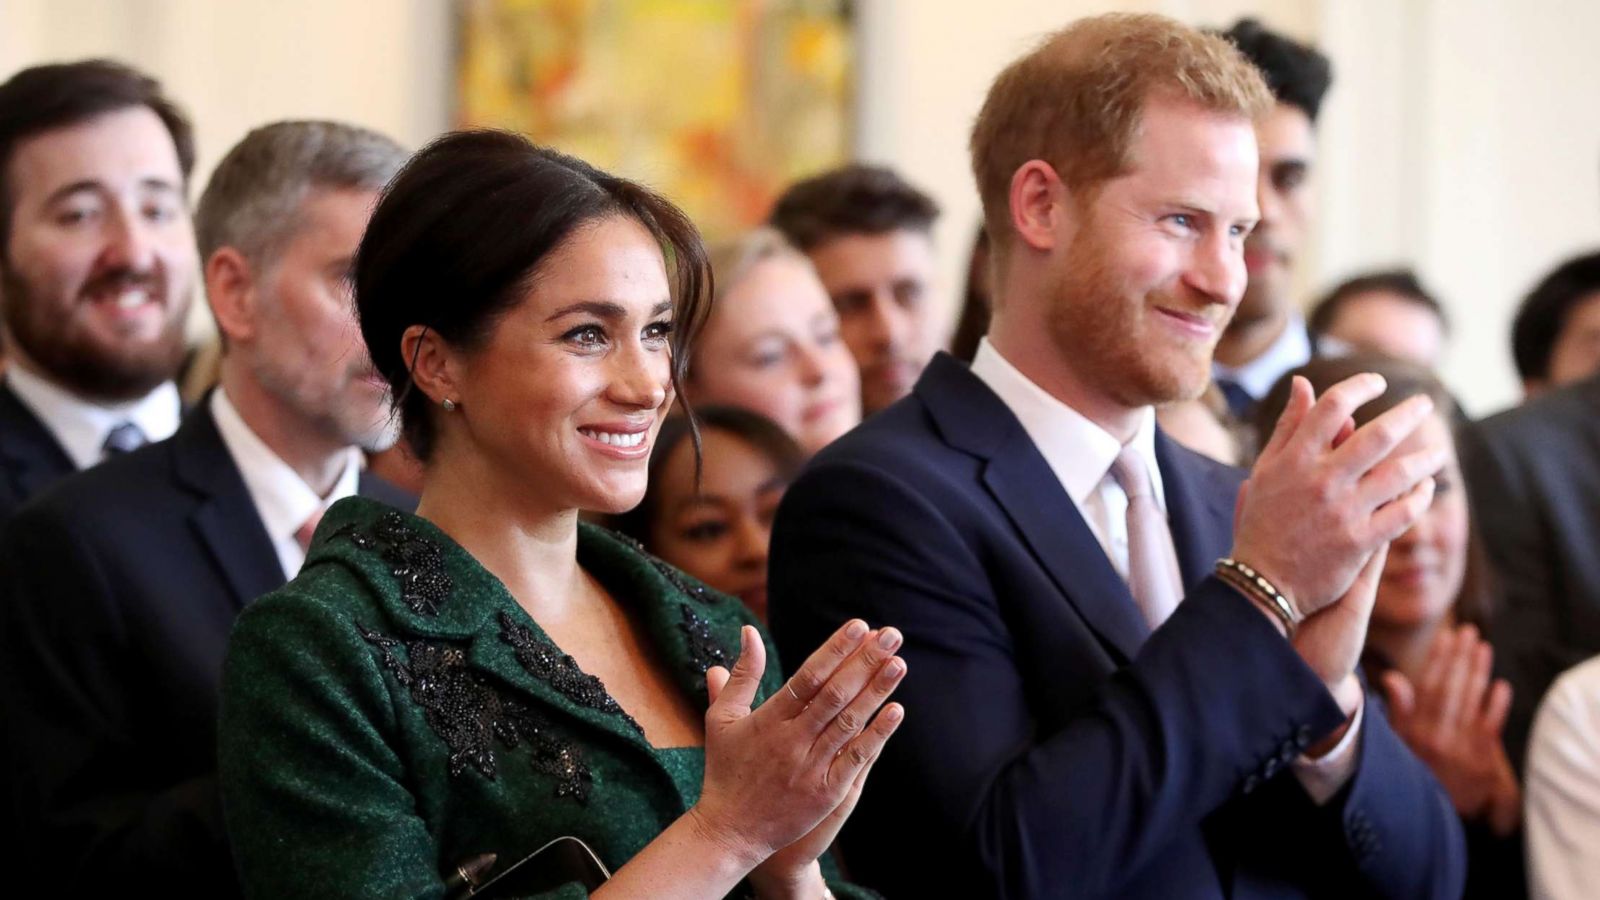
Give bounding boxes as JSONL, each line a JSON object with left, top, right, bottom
{"left": 1109, "top": 446, "right": 1152, "bottom": 501}
{"left": 102, "top": 421, "right": 147, "bottom": 457}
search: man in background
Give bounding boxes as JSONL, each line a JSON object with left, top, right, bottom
{"left": 1211, "top": 19, "right": 1333, "bottom": 418}
{"left": 770, "top": 163, "right": 942, "bottom": 416}
{"left": 0, "top": 120, "right": 412, "bottom": 895}
{"left": 1510, "top": 250, "right": 1600, "bottom": 398}
{"left": 0, "top": 60, "right": 197, "bottom": 523}
{"left": 1308, "top": 268, "right": 1450, "bottom": 368}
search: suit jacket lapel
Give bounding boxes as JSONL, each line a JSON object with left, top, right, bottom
{"left": 0, "top": 383, "right": 77, "bottom": 503}
{"left": 171, "top": 404, "right": 286, "bottom": 609}
{"left": 919, "top": 355, "right": 1150, "bottom": 662}
{"left": 1155, "top": 432, "right": 1238, "bottom": 592}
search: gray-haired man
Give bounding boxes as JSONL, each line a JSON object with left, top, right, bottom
{"left": 0, "top": 120, "right": 415, "bottom": 896}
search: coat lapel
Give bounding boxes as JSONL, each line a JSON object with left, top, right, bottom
{"left": 919, "top": 355, "right": 1150, "bottom": 663}
{"left": 313, "top": 501, "right": 670, "bottom": 760}
{"left": 171, "top": 404, "right": 286, "bottom": 609}
{"left": 0, "top": 382, "right": 77, "bottom": 504}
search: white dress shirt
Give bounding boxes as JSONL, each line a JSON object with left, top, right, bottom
{"left": 970, "top": 338, "right": 1171, "bottom": 585}
{"left": 970, "top": 337, "right": 1361, "bottom": 803}
{"left": 210, "top": 389, "right": 361, "bottom": 580}
{"left": 6, "top": 364, "right": 181, "bottom": 470}
{"left": 1212, "top": 312, "right": 1312, "bottom": 401}
{"left": 1526, "top": 654, "right": 1600, "bottom": 900}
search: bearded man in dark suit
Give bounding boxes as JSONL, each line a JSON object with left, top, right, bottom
{"left": 0, "top": 120, "right": 415, "bottom": 896}
{"left": 0, "top": 61, "right": 199, "bottom": 525}
{"left": 769, "top": 14, "right": 1465, "bottom": 899}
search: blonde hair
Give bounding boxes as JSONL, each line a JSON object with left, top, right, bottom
{"left": 706, "top": 226, "right": 814, "bottom": 307}
{"left": 969, "top": 13, "right": 1272, "bottom": 252}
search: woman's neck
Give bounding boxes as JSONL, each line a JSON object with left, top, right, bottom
{"left": 415, "top": 445, "right": 585, "bottom": 623}
{"left": 1366, "top": 612, "right": 1455, "bottom": 681}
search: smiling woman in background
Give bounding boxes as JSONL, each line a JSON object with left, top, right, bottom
{"left": 217, "top": 131, "right": 901, "bottom": 900}
{"left": 610, "top": 405, "right": 803, "bottom": 621}
{"left": 685, "top": 228, "right": 861, "bottom": 456}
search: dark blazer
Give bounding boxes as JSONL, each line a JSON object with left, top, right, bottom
{"left": 0, "top": 402, "right": 414, "bottom": 897}
{"left": 0, "top": 381, "right": 76, "bottom": 526}
{"left": 220, "top": 498, "right": 872, "bottom": 899}
{"left": 1459, "top": 373, "right": 1600, "bottom": 770}
{"left": 769, "top": 354, "right": 1466, "bottom": 899}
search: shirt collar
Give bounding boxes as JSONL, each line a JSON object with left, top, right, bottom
{"left": 970, "top": 338, "right": 1165, "bottom": 511}
{"left": 1212, "top": 313, "right": 1312, "bottom": 400}
{"left": 4, "top": 364, "right": 181, "bottom": 470}
{"left": 210, "top": 389, "right": 361, "bottom": 543}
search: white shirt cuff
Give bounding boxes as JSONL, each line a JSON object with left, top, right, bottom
{"left": 1291, "top": 694, "right": 1364, "bottom": 806}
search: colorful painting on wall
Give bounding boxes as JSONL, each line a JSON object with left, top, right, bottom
{"left": 457, "top": 0, "right": 854, "bottom": 240}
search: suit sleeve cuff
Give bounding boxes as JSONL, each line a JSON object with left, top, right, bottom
{"left": 1291, "top": 693, "right": 1364, "bottom": 805}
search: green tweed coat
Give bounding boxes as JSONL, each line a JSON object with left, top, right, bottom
{"left": 219, "top": 497, "right": 872, "bottom": 899}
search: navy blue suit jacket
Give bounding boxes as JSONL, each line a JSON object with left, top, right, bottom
{"left": 0, "top": 381, "right": 76, "bottom": 527}
{"left": 0, "top": 401, "right": 415, "bottom": 896}
{"left": 769, "top": 354, "right": 1465, "bottom": 899}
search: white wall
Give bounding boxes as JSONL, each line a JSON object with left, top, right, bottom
{"left": 4, "top": 0, "right": 1596, "bottom": 412}
{"left": 1318, "top": 0, "right": 1600, "bottom": 414}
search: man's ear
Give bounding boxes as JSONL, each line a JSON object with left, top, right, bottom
{"left": 1008, "top": 160, "right": 1073, "bottom": 253}
{"left": 400, "top": 324, "right": 460, "bottom": 409}
{"left": 205, "top": 247, "right": 259, "bottom": 344}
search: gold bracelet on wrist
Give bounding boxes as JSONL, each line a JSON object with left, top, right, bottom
{"left": 1216, "top": 558, "right": 1300, "bottom": 635}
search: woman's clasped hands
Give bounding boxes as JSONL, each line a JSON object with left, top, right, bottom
{"left": 691, "top": 619, "right": 907, "bottom": 898}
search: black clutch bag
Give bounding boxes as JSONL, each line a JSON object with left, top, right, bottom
{"left": 450, "top": 836, "right": 611, "bottom": 898}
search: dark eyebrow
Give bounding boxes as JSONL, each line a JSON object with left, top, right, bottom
{"left": 546, "top": 299, "right": 673, "bottom": 322}
{"left": 42, "top": 177, "right": 181, "bottom": 207}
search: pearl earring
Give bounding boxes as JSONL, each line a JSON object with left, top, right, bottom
{"left": 441, "top": 398, "right": 457, "bottom": 411}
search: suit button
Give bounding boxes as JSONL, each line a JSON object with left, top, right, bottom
{"left": 1242, "top": 774, "right": 1261, "bottom": 794}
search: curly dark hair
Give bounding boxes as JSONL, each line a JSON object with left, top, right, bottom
{"left": 1217, "top": 18, "right": 1333, "bottom": 122}
{"left": 768, "top": 163, "right": 939, "bottom": 251}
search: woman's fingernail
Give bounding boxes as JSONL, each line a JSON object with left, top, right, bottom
{"left": 846, "top": 619, "right": 868, "bottom": 639}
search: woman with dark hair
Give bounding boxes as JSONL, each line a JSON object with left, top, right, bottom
{"left": 218, "top": 132, "right": 900, "bottom": 899}
{"left": 611, "top": 406, "right": 803, "bottom": 621}
{"left": 1255, "top": 354, "right": 1522, "bottom": 899}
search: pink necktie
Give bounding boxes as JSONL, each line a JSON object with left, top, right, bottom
{"left": 1109, "top": 447, "right": 1183, "bottom": 628}
{"left": 294, "top": 506, "right": 326, "bottom": 555}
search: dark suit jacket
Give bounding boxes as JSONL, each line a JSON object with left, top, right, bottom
{"left": 0, "top": 402, "right": 414, "bottom": 896}
{"left": 770, "top": 354, "right": 1465, "bottom": 899}
{"left": 0, "top": 381, "right": 76, "bottom": 526}
{"left": 1459, "top": 373, "right": 1600, "bottom": 770}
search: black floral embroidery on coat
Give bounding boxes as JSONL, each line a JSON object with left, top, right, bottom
{"left": 359, "top": 624, "right": 591, "bottom": 802}
{"left": 650, "top": 557, "right": 721, "bottom": 604}
{"left": 606, "top": 529, "right": 721, "bottom": 605}
{"left": 678, "top": 604, "right": 731, "bottom": 676}
{"left": 497, "top": 612, "right": 644, "bottom": 735}
{"left": 338, "top": 512, "right": 451, "bottom": 616}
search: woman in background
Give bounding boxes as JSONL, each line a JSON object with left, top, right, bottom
{"left": 1256, "top": 353, "right": 1521, "bottom": 900}
{"left": 219, "top": 132, "right": 900, "bottom": 899}
{"left": 611, "top": 406, "right": 802, "bottom": 621}
{"left": 686, "top": 228, "right": 860, "bottom": 456}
